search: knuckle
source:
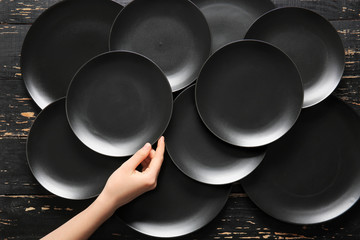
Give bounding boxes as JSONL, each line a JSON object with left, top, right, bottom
{"left": 136, "top": 150, "right": 147, "bottom": 158}
{"left": 145, "top": 176, "right": 157, "bottom": 189}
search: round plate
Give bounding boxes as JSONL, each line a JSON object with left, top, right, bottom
{"left": 245, "top": 7, "right": 345, "bottom": 108}
{"left": 196, "top": 40, "right": 303, "bottom": 147}
{"left": 109, "top": 0, "right": 211, "bottom": 92}
{"left": 242, "top": 96, "right": 360, "bottom": 224}
{"left": 117, "top": 152, "right": 231, "bottom": 237}
{"left": 21, "top": 0, "right": 122, "bottom": 109}
{"left": 165, "top": 85, "right": 266, "bottom": 185}
{"left": 191, "top": 0, "right": 274, "bottom": 53}
{"left": 27, "top": 98, "right": 123, "bottom": 200}
{"left": 66, "top": 51, "right": 173, "bottom": 157}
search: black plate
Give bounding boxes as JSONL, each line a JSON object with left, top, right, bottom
{"left": 191, "top": 0, "right": 274, "bottom": 53}
{"left": 165, "top": 85, "right": 266, "bottom": 185}
{"left": 196, "top": 40, "right": 303, "bottom": 147}
{"left": 27, "top": 98, "right": 123, "bottom": 199}
{"left": 242, "top": 96, "right": 360, "bottom": 224}
{"left": 109, "top": 0, "right": 211, "bottom": 92}
{"left": 66, "top": 51, "right": 173, "bottom": 157}
{"left": 245, "top": 7, "right": 345, "bottom": 108}
{"left": 117, "top": 152, "right": 231, "bottom": 237}
{"left": 21, "top": 0, "right": 122, "bottom": 109}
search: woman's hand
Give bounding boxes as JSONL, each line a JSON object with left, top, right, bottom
{"left": 41, "top": 137, "right": 165, "bottom": 240}
{"left": 98, "top": 136, "right": 165, "bottom": 210}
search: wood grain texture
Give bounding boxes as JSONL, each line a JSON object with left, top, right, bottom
{"left": 1, "top": 186, "right": 360, "bottom": 239}
{"left": 0, "top": 0, "right": 359, "bottom": 24}
{"left": 273, "top": 0, "right": 360, "bottom": 20}
{"left": 1, "top": 0, "right": 360, "bottom": 239}
{"left": 0, "top": 0, "right": 129, "bottom": 24}
{"left": 0, "top": 80, "right": 39, "bottom": 139}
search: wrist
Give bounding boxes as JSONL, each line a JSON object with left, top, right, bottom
{"left": 93, "top": 192, "right": 119, "bottom": 217}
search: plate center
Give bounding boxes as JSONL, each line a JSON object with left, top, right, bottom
{"left": 273, "top": 120, "right": 341, "bottom": 197}
{"left": 86, "top": 79, "right": 147, "bottom": 141}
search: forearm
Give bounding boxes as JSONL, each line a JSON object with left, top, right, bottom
{"left": 41, "top": 193, "right": 117, "bottom": 240}
{"left": 41, "top": 138, "right": 164, "bottom": 239}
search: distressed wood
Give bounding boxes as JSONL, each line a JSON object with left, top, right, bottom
{"left": 0, "top": 0, "right": 130, "bottom": 24}
{"left": 0, "top": 138, "right": 47, "bottom": 195}
{"left": 1, "top": 0, "right": 360, "bottom": 239}
{"left": 0, "top": 19, "right": 359, "bottom": 80}
{"left": 0, "top": 80, "right": 39, "bottom": 139}
{"left": 0, "top": 25, "right": 28, "bottom": 80}
{"left": 0, "top": 0, "right": 359, "bottom": 24}
{"left": 1, "top": 191, "right": 360, "bottom": 239}
{"left": 0, "top": 131, "right": 360, "bottom": 238}
{"left": 273, "top": 0, "right": 360, "bottom": 20}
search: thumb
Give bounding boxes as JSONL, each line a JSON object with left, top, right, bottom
{"left": 124, "top": 143, "right": 152, "bottom": 170}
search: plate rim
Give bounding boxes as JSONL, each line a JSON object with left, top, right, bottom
{"left": 242, "top": 96, "right": 360, "bottom": 225}
{"left": 115, "top": 154, "right": 233, "bottom": 238}
{"left": 166, "top": 84, "right": 267, "bottom": 185}
{"left": 195, "top": 39, "right": 304, "bottom": 148}
{"left": 26, "top": 97, "right": 104, "bottom": 200}
{"left": 65, "top": 50, "right": 173, "bottom": 157}
{"left": 108, "top": 0, "right": 212, "bottom": 92}
{"left": 245, "top": 6, "right": 345, "bottom": 108}
{"left": 20, "top": 0, "right": 123, "bottom": 109}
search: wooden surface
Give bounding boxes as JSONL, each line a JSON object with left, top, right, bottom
{"left": 0, "top": 0, "right": 360, "bottom": 239}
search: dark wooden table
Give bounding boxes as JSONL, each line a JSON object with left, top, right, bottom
{"left": 1, "top": 0, "right": 360, "bottom": 239}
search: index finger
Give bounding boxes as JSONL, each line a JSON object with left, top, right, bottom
{"left": 148, "top": 136, "right": 165, "bottom": 174}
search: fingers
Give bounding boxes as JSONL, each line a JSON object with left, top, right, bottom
{"left": 149, "top": 149, "right": 156, "bottom": 158}
{"left": 155, "top": 136, "right": 165, "bottom": 159}
{"left": 148, "top": 136, "right": 165, "bottom": 174}
{"left": 141, "top": 149, "right": 156, "bottom": 172}
{"left": 124, "top": 143, "right": 152, "bottom": 170}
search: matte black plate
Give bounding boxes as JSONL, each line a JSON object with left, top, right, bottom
{"left": 245, "top": 7, "right": 345, "bottom": 108}
{"left": 27, "top": 98, "right": 123, "bottom": 200}
{"left": 21, "top": 0, "right": 122, "bottom": 109}
{"left": 109, "top": 0, "right": 211, "bottom": 92}
{"left": 117, "top": 152, "right": 231, "bottom": 237}
{"left": 66, "top": 51, "right": 173, "bottom": 157}
{"left": 165, "top": 85, "right": 266, "bottom": 185}
{"left": 191, "top": 0, "right": 274, "bottom": 53}
{"left": 196, "top": 40, "right": 303, "bottom": 147}
{"left": 242, "top": 96, "right": 360, "bottom": 224}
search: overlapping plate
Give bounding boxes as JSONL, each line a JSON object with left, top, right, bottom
{"left": 245, "top": 7, "right": 345, "bottom": 108}
{"left": 110, "top": 0, "right": 211, "bottom": 91}
{"left": 21, "top": 0, "right": 123, "bottom": 109}
{"left": 22, "top": 0, "right": 353, "bottom": 237}
{"left": 66, "top": 51, "right": 173, "bottom": 157}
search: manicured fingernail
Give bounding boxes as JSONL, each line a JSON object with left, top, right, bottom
{"left": 143, "top": 143, "right": 151, "bottom": 149}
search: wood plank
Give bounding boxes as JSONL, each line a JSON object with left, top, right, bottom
{"left": 1, "top": 192, "right": 360, "bottom": 239}
{"left": 0, "top": 138, "right": 48, "bottom": 195}
{"left": 0, "top": 0, "right": 359, "bottom": 24}
{"left": 0, "top": 25, "right": 28, "bottom": 80}
{"left": 0, "top": 80, "right": 39, "bottom": 139}
{"left": 273, "top": 0, "right": 360, "bottom": 21}
{"left": 0, "top": 0, "right": 130, "bottom": 24}
{"left": 0, "top": 19, "right": 359, "bottom": 80}
{"left": 1, "top": 137, "right": 360, "bottom": 239}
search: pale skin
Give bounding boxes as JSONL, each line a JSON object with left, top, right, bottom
{"left": 41, "top": 136, "right": 165, "bottom": 240}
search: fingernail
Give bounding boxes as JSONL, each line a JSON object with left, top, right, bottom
{"left": 143, "top": 143, "right": 151, "bottom": 149}
{"left": 161, "top": 136, "right": 165, "bottom": 142}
